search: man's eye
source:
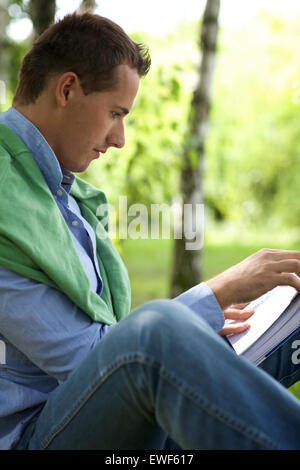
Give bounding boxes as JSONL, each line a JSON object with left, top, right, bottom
{"left": 111, "top": 111, "right": 121, "bottom": 119}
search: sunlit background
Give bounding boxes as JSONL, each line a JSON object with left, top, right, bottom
{"left": 6, "top": 0, "right": 300, "bottom": 40}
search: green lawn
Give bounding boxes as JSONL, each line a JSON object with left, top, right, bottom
{"left": 121, "top": 236, "right": 300, "bottom": 308}
{"left": 120, "top": 236, "right": 300, "bottom": 400}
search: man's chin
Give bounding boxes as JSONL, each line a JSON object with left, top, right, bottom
{"left": 65, "top": 161, "right": 91, "bottom": 173}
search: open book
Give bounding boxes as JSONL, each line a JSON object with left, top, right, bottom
{"left": 226, "top": 285, "right": 300, "bottom": 365}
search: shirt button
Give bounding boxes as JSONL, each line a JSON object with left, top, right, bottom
{"left": 57, "top": 189, "right": 63, "bottom": 196}
{"left": 72, "top": 220, "right": 79, "bottom": 227}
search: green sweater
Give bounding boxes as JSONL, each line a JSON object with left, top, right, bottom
{"left": 0, "top": 123, "right": 131, "bottom": 325}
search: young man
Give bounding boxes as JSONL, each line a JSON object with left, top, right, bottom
{"left": 1, "top": 12, "right": 300, "bottom": 450}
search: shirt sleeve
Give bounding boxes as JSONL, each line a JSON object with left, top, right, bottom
{"left": 0, "top": 265, "right": 114, "bottom": 383}
{"left": 172, "top": 282, "right": 225, "bottom": 332}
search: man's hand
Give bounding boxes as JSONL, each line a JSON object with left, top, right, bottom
{"left": 206, "top": 248, "right": 300, "bottom": 312}
{"left": 218, "top": 303, "right": 254, "bottom": 336}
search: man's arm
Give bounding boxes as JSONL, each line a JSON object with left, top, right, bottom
{"left": 174, "top": 249, "right": 300, "bottom": 337}
{"left": 0, "top": 265, "right": 114, "bottom": 383}
{"left": 206, "top": 248, "right": 300, "bottom": 309}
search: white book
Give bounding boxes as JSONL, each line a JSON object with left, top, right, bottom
{"left": 226, "top": 285, "right": 300, "bottom": 365}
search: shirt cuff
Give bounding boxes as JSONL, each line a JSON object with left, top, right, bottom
{"left": 172, "top": 282, "right": 225, "bottom": 332}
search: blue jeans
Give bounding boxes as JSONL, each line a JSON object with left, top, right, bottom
{"left": 16, "top": 299, "right": 300, "bottom": 450}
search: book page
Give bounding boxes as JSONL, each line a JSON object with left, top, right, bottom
{"left": 227, "top": 286, "right": 298, "bottom": 355}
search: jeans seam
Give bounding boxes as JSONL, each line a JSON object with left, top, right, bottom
{"left": 157, "top": 367, "right": 281, "bottom": 450}
{"left": 39, "top": 352, "right": 280, "bottom": 450}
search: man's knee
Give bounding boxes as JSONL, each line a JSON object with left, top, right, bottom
{"left": 122, "top": 298, "right": 215, "bottom": 352}
{"left": 100, "top": 299, "right": 189, "bottom": 353}
{"left": 97, "top": 298, "right": 217, "bottom": 369}
{"left": 129, "top": 299, "right": 195, "bottom": 334}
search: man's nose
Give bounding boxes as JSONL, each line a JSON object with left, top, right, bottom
{"left": 107, "top": 123, "right": 125, "bottom": 149}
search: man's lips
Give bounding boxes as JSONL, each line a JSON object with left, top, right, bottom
{"left": 93, "top": 148, "right": 107, "bottom": 158}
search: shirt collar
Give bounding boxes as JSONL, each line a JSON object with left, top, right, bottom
{"left": 0, "top": 106, "right": 75, "bottom": 194}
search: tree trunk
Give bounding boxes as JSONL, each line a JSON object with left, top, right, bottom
{"left": 78, "top": 0, "right": 97, "bottom": 13}
{"left": 170, "top": 0, "right": 220, "bottom": 297}
{"left": 28, "top": 0, "right": 56, "bottom": 38}
{"left": 0, "top": 0, "right": 10, "bottom": 112}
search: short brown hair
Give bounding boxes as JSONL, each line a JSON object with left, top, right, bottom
{"left": 13, "top": 12, "right": 151, "bottom": 105}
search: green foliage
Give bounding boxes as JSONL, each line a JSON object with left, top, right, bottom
{"left": 205, "top": 12, "right": 300, "bottom": 232}
{"left": 6, "top": 38, "right": 30, "bottom": 96}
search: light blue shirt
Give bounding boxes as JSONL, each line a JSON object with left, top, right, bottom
{"left": 0, "top": 107, "right": 224, "bottom": 449}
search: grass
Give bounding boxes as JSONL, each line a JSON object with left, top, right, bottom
{"left": 120, "top": 233, "right": 300, "bottom": 400}
{"left": 119, "top": 238, "right": 172, "bottom": 308}
{"left": 121, "top": 236, "right": 300, "bottom": 308}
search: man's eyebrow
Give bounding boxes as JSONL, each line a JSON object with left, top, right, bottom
{"left": 115, "top": 105, "right": 129, "bottom": 115}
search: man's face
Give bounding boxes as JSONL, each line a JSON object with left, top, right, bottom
{"left": 53, "top": 64, "right": 140, "bottom": 172}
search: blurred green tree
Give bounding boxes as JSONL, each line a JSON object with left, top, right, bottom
{"left": 0, "top": 0, "right": 10, "bottom": 112}
{"left": 28, "top": 0, "right": 56, "bottom": 38}
{"left": 5, "top": 0, "right": 56, "bottom": 99}
{"left": 170, "top": 0, "right": 221, "bottom": 297}
{"left": 78, "top": 0, "right": 96, "bottom": 13}
{"left": 204, "top": 11, "right": 300, "bottom": 237}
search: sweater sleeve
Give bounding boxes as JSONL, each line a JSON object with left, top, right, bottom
{"left": 172, "top": 282, "right": 225, "bottom": 332}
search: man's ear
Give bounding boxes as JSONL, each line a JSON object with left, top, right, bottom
{"left": 55, "top": 72, "right": 80, "bottom": 107}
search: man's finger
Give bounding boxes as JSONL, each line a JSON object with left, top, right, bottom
{"left": 219, "top": 322, "right": 250, "bottom": 336}
{"left": 272, "top": 259, "right": 300, "bottom": 276}
{"left": 275, "top": 272, "right": 300, "bottom": 291}
{"left": 260, "top": 249, "right": 300, "bottom": 261}
{"left": 230, "top": 302, "right": 251, "bottom": 310}
{"left": 223, "top": 308, "right": 254, "bottom": 320}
